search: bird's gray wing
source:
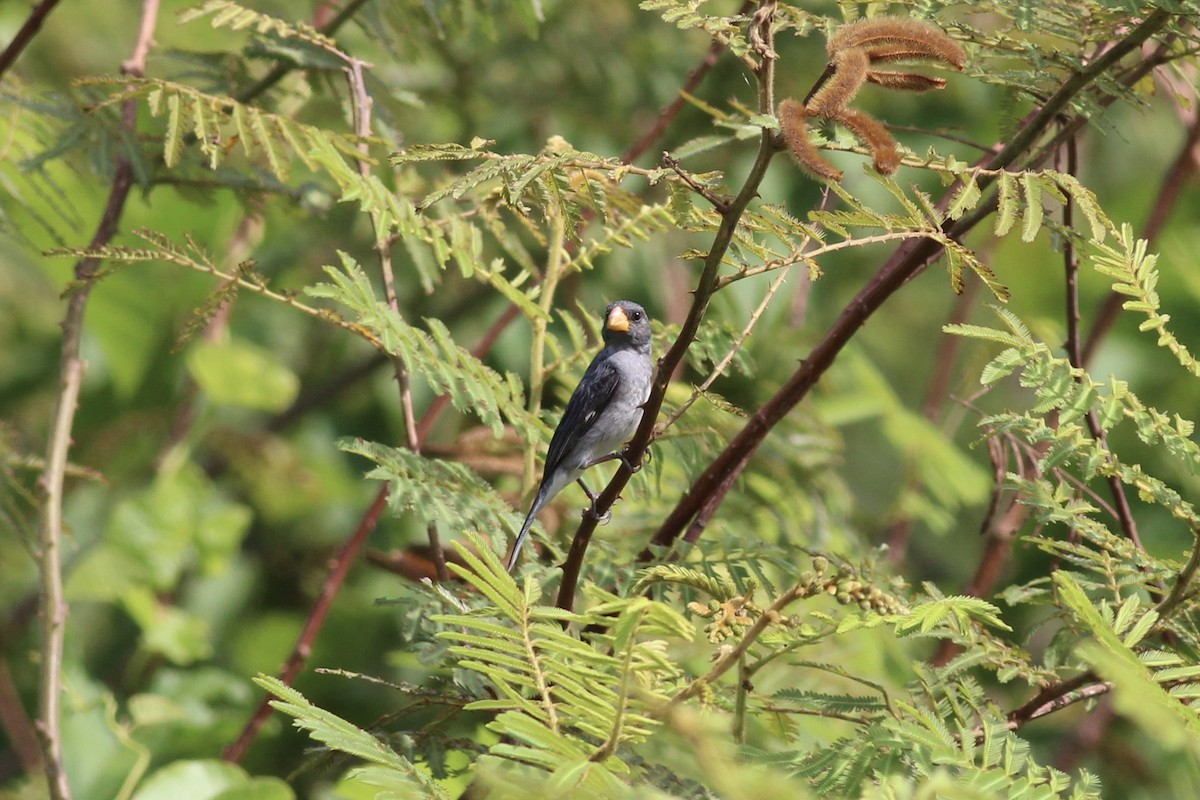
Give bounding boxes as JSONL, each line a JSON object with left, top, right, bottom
{"left": 543, "top": 356, "right": 621, "bottom": 473}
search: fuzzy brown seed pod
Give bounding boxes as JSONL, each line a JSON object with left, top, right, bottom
{"left": 807, "top": 47, "right": 869, "bottom": 117}
{"left": 782, "top": 17, "right": 964, "bottom": 181}
{"left": 778, "top": 98, "right": 843, "bottom": 182}
{"left": 828, "top": 17, "right": 967, "bottom": 69}
{"left": 864, "top": 70, "right": 948, "bottom": 92}
{"left": 827, "top": 107, "right": 900, "bottom": 175}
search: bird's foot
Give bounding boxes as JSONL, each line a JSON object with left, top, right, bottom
{"left": 584, "top": 504, "right": 613, "bottom": 525}
{"left": 616, "top": 449, "right": 642, "bottom": 474}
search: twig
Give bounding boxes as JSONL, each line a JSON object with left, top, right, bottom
{"left": 961, "top": 678, "right": 1112, "bottom": 745}
{"left": 1005, "top": 671, "right": 1101, "bottom": 729}
{"left": 619, "top": 0, "right": 754, "bottom": 165}
{"left": 1154, "top": 522, "right": 1200, "bottom": 618}
{"left": 555, "top": 0, "right": 785, "bottom": 612}
{"left": 759, "top": 704, "right": 872, "bottom": 726}
{"left": 662, "top": 582, "right": 805, "bottom": 711}
{"left": 342, "top": 54, "right": 438, "bottom": 577}
{"left": 35, "top": 4, "right": 160, "bottom": 797}
{"left": 223, "top": 485, "right": 390, "bottom": 763}
{"left": 1062, "top": 136, "right": 1084, "bottom": 369}
{"left": 663, "top": 152, "right": 728, "bottom": 211}
{"left": 232, "top": 0, "right": 374, "bottom": 104}
{"left": 0, "top": 0, "right": 62, "bottom": 80}
{"left": 1081, "top": 101, "right": 1200, "bottom": 366}
{"left": 1060, "top": 135, "right": 1144, "bottom": 553}
{"left": 660, "top": 265, "right": 791, "bottom": 431}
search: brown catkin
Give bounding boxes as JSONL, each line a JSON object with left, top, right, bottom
{"left": 828, "top": 107, "right": 901, "bottom": 175}
{"left": 807, "top": 47, "right": 870, "bottom": 116}
{"left": 828, "top": 18, "right": 966, "bottom": 70}
{"left": 865, "top": 70, "right": 948, "bottom": 91}
{"left": 779, "top": 99, "right": 843, "bottom": 182}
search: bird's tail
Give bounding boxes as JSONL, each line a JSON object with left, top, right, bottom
{"left": 505, "top": 489, "right": 546, "bottom": 572}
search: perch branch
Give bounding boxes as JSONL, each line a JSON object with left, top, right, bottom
{"left": 555, "top": 0, "right": 784, "bottom": 611}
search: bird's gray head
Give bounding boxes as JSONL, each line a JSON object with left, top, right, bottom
{"left": 602, "top": 300, "right": 651, "bottom": 351}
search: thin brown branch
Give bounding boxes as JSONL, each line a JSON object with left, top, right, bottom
{"left": 662, "top": 582, "right": 806, "bottom": 711}
{"left": 0, "top": 656, "right": 42, "bottom": 777}
{"left": 344, "top": 54, "right": 440, "bottom": 579}
{"left": 555, "top": 0, "right": 784, "bottom": 612}
{"left": 619, "top": 0, "right": 753, "bottom": 165}
{"left": 1060, "top": 134, "right": 1144, "bottom": 552}
{"left": 232, "top": 0, "right": 373, "bottom": 104}
{"left": 1081, "top": 101, "right": 1200, "bottom": 366}
{"left": 1006, "top": 671, "right": 1100, "bottom": 728}
{"left": 962, "top": 678, "right": 1112, "bottom": 745}
{"left": 663, "top": 152, "right": 729, "bottom": 211}
{"left": 35, "top": 4, "right": 160, "bottom": 797}
{"left": 1062, "top": 136, "right": 1084, "bottom": 369}
{"left": 0, "top": 0, "right": 61, "bottom": 80}
{"left": 223, "top": 485, "right": 390, "bottom": 763}
{"left": 1154, "top": 522, "right": 1200, "bottom": 618}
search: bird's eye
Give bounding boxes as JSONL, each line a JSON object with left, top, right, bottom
{"left": 631, "top": 311, "right": 642, "bottom": 320}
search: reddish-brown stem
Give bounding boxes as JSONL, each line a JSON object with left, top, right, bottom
{"left": 223, "top": 485, "right": 389, "bottom": 763}
{"left": 1058, "top": 136, "right": 1145, "bottom": 551}
{"left": 1062, "top": 138, "right": 1084, "bottom": 368}
{"left": 1007, "top": 672, "right": 1096, "bottom": 728}
{"left": 0, "top": 0, "right": 61, "bottom": 80}
{"left": 619, "top": 0, "right": 753, "bottom": 165}
{"left": 885, "top": 277, "right": 980, "bottom": 565}
{"left": 1081, "top": 108, "right": 1200, "bottom": 366}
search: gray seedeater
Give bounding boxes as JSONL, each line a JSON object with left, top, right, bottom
{"left": 506, "top": 300, "right": 653, "bottom": 571}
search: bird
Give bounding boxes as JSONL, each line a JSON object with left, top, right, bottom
{"left": 506, "top": 300, "right": 653, "bottom": 571}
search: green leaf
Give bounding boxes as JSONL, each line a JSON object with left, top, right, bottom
{"left": 186, "top": 339, "right": 300, "bottom": 412}
{"left": 341, "top": 439, "right": 522, "bottom": 541}
{"left": 307, "top": 254, "right": 536, "bottom": 437}
{"left": 1020, "top": 172, "right": 1043, "bottom": 242}
{"left": 255, "top": 676, "right": 449, "bottom": 798}
{"left": 131, "top": 760, "right": 255, "bottom": 800}
{"left": 1055, "top": 572, "right": 1200, "bottom": 755}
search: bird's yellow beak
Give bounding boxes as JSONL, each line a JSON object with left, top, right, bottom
{"left": 606, "top": 305, "right": 630, "bottom": 332}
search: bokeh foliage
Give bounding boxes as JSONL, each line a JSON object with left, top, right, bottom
{"left": 4, "top": 1, "right": 1200, "bottom": 798}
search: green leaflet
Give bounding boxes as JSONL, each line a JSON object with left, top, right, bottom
{"left": 308, "top": 253, "right": 536, "bottom": 439}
